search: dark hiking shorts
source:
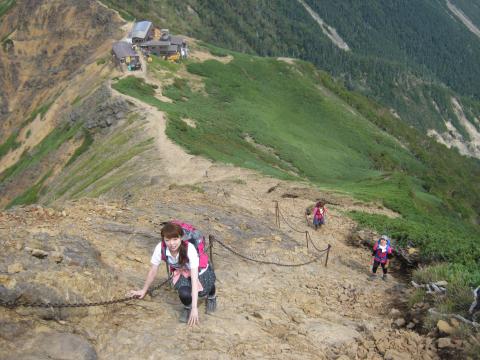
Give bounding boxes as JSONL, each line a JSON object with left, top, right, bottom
{"left": 174, "top": 264, "right": 216, "bottom": 297}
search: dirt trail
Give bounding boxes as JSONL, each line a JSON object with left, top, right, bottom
{"left": 0, "top": 66, "right": 440, "bottom": 360}
{"left": 66, "top": 80, "right": 436, "bottom": 358}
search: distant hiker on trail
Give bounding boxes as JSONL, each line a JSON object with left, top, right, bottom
{"left": 369, "top": 235, "right": 393, "bottom": 281}
{"left": 312, "top": 201, "right": 327, "bottom": 230}
{"left": 129, "top": 221, "right": 217, "bottom": 326}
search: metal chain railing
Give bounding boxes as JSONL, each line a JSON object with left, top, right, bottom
{"left": 211, "top": 235, "right": 328, "bottom": 267}
{"left": 274, "top": 200, "right": 331, "bottom": 259}
{"left": 275, "top": 201, "right": 305, "bottom": 234}
{"left": 2, "top": 202, "right": 332, "bottom": 309}
{"left": 0, "top": 278, "right": 170, "bottom": 309}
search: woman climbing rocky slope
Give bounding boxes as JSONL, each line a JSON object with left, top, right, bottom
{"left": 0, "top": 95, "right": 445, "bottom": 358}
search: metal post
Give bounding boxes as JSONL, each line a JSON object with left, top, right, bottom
{"left": 209, "top": 235, "right": 215, "bottom": 269}
{"left": 274, "top": 201, "right": 280, "bottom": 228}
{"left": 325, "top": 244, "right": 331, "bottom": 267}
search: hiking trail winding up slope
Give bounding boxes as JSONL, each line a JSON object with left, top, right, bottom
{"left": 1, "top": 73, "right": 441, "bottom": 359}
{"left": 0, "top": 16, "right": 444, "bottom": 358}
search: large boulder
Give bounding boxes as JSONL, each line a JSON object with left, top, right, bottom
{"left": 18, "top": 332, "right": 96, "bottom": 360}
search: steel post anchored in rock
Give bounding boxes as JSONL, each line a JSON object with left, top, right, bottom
{"left": 325, "top": 244, "right": 331, "bottom": 267}
{"left": 208, "top": 234, "right": 215, "bottom": 269}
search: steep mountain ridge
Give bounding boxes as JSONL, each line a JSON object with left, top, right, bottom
{"left": 0, "top": 1, "right": 479, "bottom": 357}
{"left": 97, "top": 0, "right": 480, "bottom": 158}
{"left": 0, "top": 0, "right": 124, "bottom": 207}
{"left": 0, "top": 148, "right": 448, "bottom": 360}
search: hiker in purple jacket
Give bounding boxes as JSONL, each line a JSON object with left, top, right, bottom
{"left": 369, "top": 235, "right": 393, "bottom": 281}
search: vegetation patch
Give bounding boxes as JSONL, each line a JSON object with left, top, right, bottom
{"left": 96, "top": 57, "right": 108, "bottom": 65}
{"left": 98, "top": 0, "right": 134, "bottom": 21}
{"left": 114, "top": 49, "right": 480, "bottom": 316}
{"left": 65, "top": 130, "right": 94, "bottom": 167}
{"left": 52, "top": 121, "right": 153, "bottom": 200}
{"left": 148, "top": 55, "right": 181, "bottom": 73}
{"left": 168, "top": 183, "right": 204, "bottom": 193}
{"left": 22, "top": 101, "right": 54, "bottom": 127}
{"left": 7, "top": 169, "right": 52, "bottom": 208}
{"left": 0, "top": 122, "right": 82, "bottom": 184}
{"left": 0, "top": 131, "right": 21, "bottom": 160}
{"left": 0, "top": 0, "right": 15, "bottom": 19}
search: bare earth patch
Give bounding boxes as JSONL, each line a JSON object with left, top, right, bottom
{"left": 181, "top": 117, "right": 197, "bottom": 128}
{"left": 277, "top": 57, "right": 297, "bottom": 64}
{"left": 189, "top": 49, "right": 234, "bottom": 64}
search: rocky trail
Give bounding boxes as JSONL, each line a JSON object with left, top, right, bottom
{"left": 0, "top": 94, "right": 442, "bottom": 359}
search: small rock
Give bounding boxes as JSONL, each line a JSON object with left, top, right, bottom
{"left": 406, "top": 322, "right": 415, "bottom": 329}
{"left": 7, "top": 263, "right": 24, "bottom": 273}
{"left": 451, "top": 339, "right": 463, "bottom": 348}
{"left": 372, "top": 332, "right": 385, "bottom": 342}
{"left": 150, "top": 176, "right": 161, "bottom": 185}
{"left": 50, "top": 251, "right": 64, "bottom": 263}
{"left": 437, "top": 320, "right": 454, "bottom": 335}
{"left": 61, "top": 211, "right": 67, "bottom": 217}
{"left": 407, "top": 247, "right": 418, "bottom": 255}
{"left": 389, "top": 308, "right": 402, "bottom": 318}
{"left": 253, "top": 311, "right": 263, "bottom": 319}
{"left": 31, "top": 249, "right": 49, "bottom": 258}
{"left": 394, "top": 318, "right": 406, "bottom": 327}
{"left": 450, "top": 318, "right": 460, "bottom": 328}
{"left": 376, "top": 341, "right": 388, "bottom": 355}
{"left": 434, "top": 280, "right": 448, "bottom": 287}
{"left": 384, "top": 349, "right": 411, "bottom": 360}
{"left": 437, "top": 337, "right": 452, "bottom": 348}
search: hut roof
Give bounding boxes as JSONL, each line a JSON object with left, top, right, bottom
{"left": 131, "top": 21, "right": 153, "bottom": 40}
{"left": 140, "top": 40, "right": 171, "bottom": 47}
{"left": 112, "top": 41, "right": 136, "bottom": 58}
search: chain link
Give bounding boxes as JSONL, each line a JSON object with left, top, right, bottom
{"left": 213, "top": 237, "right": 327, "bottom": 267}
{"left": 0, "top": 278, "right": 169, "bottom": 309}
{"left": 276, "top": 202, "right": 329, "bottom": 254}
{"left": 2, "top": 202, "right": 330, "bottom": 309}
{"left": 276, "top": 204, "right": 305, "bottom": 234}
{"left": 305, "top": 231, "right": 325, "bottom": 253}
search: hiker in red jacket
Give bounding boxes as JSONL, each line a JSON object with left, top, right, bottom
{"left": 312, "top": 201, "right": 327, "bottom": 230}
{"left": 369, "top": 235, "right": 393, "bottom": 281}
{"left": 129, "top": 221, "right": 216, "bottom": 326}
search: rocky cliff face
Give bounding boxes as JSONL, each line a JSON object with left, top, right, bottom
{"left": 0, "top": 0, "right": 121, "bottom": 136}
{"left": 0, "top": 0, "right": 125, "bottom": 207}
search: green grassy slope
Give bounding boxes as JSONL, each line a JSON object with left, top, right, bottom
{"left": 102, "top": 0, "right": 480, "bottom": 138}
{"left": 113, "top": 48, "right": 480, "bottom": 295}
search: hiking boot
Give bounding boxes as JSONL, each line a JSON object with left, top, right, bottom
{"left": 382, "top": 274, "right": 388, "bottom": 281}
{"left": 206, "top": 296, "right": 217, "bottom": 314}
{"left": 179, "top": 306, "right": 191, "bottom": 323}
{"left": 368, "top": 274, "right": 377, "bottom": 281}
